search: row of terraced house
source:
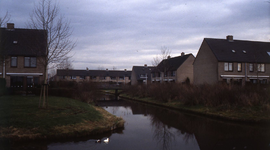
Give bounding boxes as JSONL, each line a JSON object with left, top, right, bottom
{"left": 1, "top": 23, "right": 270, "bottom": 89}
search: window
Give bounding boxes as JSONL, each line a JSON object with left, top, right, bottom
{"left": 80, "top": 76, "right": 85, "bottom": 79}
{"left": 224, "top": 62, "right": 233, "bottom": 71}
{"left": 249, "top": 63, "right": 254, "bottom": 72}
{"left": 11, "top": 57, "right": 17, "bottom": 67}
{"left": 27, "top": 76, "right": 33, "bottom": 88}
{"left": 59, "top": 76, "right": 65, "bottom": 79}
{"left": 24, "top": 57, "right": 36, "bottom": 67}
{"left": 171, "top": 71, "right": 176, "bottom": 77}
{"left": 237, "top": 63, "right": 242, "bottom": 72}
{"left": 119, "top": 76, "right": 124, "bottom": 80}
{"left": 257, "top": 64, "right": 265, "bottom": 72}
{"left": 71, "top": 76, "right": 76, "bottom": 79}
{"left": 10, "top": 76, "right": 23, "bottom": 88}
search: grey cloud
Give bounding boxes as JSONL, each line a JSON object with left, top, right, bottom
{"left": 1, "top": 0, "right": 269, "bottom": 70}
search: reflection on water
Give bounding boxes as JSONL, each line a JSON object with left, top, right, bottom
{"left": 102, "top": 100, "right": 270, "bottom": 150}
{"left": 3, "top": 99, "right": 270, "bottom": 150}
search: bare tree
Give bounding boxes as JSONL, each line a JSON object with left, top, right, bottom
{"left": 152, "top": 46, "right": 171, "bottom": 66}
{"left": 57, "top": 58, "right": 73, "bottom": 69}
{"left": 0, "top": 11, "right": 11, "bottom": 69}
{"left": 27, "top": 0, "right": 75, "bottom": 108}
{"left": 0, "top": 11, "right": 10, "bottom": 27}
{"left": 152, "top": 46, "right": 171, "bottom": 82}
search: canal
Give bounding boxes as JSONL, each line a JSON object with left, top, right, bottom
{"left": 8, "top": 97, "right": 270, "bottom": 150}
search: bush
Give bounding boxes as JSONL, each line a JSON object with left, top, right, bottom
{"left": 72, "top": 81, "right": 101, "bottom": 103}
{"left": 33, "top": 81, "right": 101, "bottom": 103}
{"left": 123, "top": 83, "right": 270, "bottom": 110}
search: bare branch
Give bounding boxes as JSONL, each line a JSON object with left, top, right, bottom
{"left": 0, "top": 11, "right": 11, "bottom": 27}
{"left": 27, "top": 0, "right": 76, "bottom": 108}
{"left": 57, "top": 57, "right": 73, "bottom": 69}
{"left": 27, "top": 0, "right": 75, "bottom": 75}
{"left": 151, "top": 46, "right": 171, "bottom": 66}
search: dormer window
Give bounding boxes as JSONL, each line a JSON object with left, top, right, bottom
{"left": 243, "top": 50, "right": 246, "bottom": 54}
{"left": 13, "top": 41, "right": 17, "bottom": 44}
{"left": 267, "top": 52, "right": 270, "bottom": 56}
{"left": 232, "top": 50, "right": 235, "bottom": 53}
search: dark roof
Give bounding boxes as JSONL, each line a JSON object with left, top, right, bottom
{"left": 205, "top": 38, "right": 270, "bottom": 63}
{"left": 154, "top": 54, "right": 193, "bottom": 72}
{"left": 132, "top": 66, "right": 156, "bottom": 80}
{"left": 57, "top": 69, "right": 131, "bottom": 77}
{"left": 0, "top": 27, "right": 47, "bottom": 56}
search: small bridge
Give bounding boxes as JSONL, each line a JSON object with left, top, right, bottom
{"left": 97, "top": 84, "right": 125, "bottom": 100}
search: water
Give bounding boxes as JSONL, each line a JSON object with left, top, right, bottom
{"left": 5, "top": 98, "right": 270, "bottom": 150}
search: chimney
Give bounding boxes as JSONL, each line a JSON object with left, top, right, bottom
{"left": 144, "top": 64, "right": 147, "bottom": 67}
{"left": 167, "top": 56, "right": 171, "bottom": 59}
{"left": 86, "top": 67, "right": 89, "bottom": 71}
{"left": 226, "top": 35, "right": 233, "bottom": 42}
{"left": 181, "top": 52, "right": 185, "bottom": 56}
{"left": 7, "top": 23, "right": 14, "bottom": 29}
{"left": 124, "top": 69, "right": 127, "bottom": 72}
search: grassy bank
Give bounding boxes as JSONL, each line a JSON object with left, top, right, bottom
{"left": 0, "top": 96, "right": 124, "bottom": 141}
{"left": 122, "top": 84, "right": 270, "bottom": 123}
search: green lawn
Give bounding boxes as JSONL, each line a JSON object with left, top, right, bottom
{"left": 0, "top": 96, "right": 124, "bottom": 140}
{"left": 0, "top": 96, "right": 102, "bottom": 129}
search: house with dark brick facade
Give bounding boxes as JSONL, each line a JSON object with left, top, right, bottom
{"left": 194, "top": 35, "right": 270, "bottom": 85}
{"left": 0, "top": 23, "right": 46, "bottom": 89}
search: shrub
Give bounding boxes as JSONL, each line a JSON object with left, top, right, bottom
{"left": 123, "top": 83, "right": 270, "bottom": 111}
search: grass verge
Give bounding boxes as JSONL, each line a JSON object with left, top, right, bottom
{"left": 0, "top": 96, "right": 124, "bottom": 141}
{"left": 120, "top": 94, "right": 270, "bottom": 123}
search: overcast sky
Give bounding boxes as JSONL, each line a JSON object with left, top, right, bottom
{"left": 1, "top": 0, "right": 270, "bottom": 70}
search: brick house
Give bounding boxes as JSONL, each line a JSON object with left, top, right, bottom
{"left": 56, "top": 69, "right": 131, "bottom": 84}
{"left": 131, "top": 65, "right": 155, "bottom": 85}
{"left": 193, "top": 35, "right": 270, "bottom": 85}
{"left": 151, "top": 53, "right": 195, "bottom": 83}
{"left": 0, "top": 23, "right": 46, "bottom": 89}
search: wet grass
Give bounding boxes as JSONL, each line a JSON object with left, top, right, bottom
{"left": 0, "top": 96, "right": 124, "bottom": 140}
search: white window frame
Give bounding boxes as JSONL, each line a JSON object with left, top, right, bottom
{"left": 71, "top": 76, "right": 77, "bottom": 79}
{"left": 224, "top": 62, "right": 233, "bottom": 71}
{"left": 257, "top": 64, "right": 265, "bottom": 72}
{"left": 249, "top": 63, "right": 254, "bottom": 72}
{"left": 237, "top": 63, "right": 242, "bottom": 72}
